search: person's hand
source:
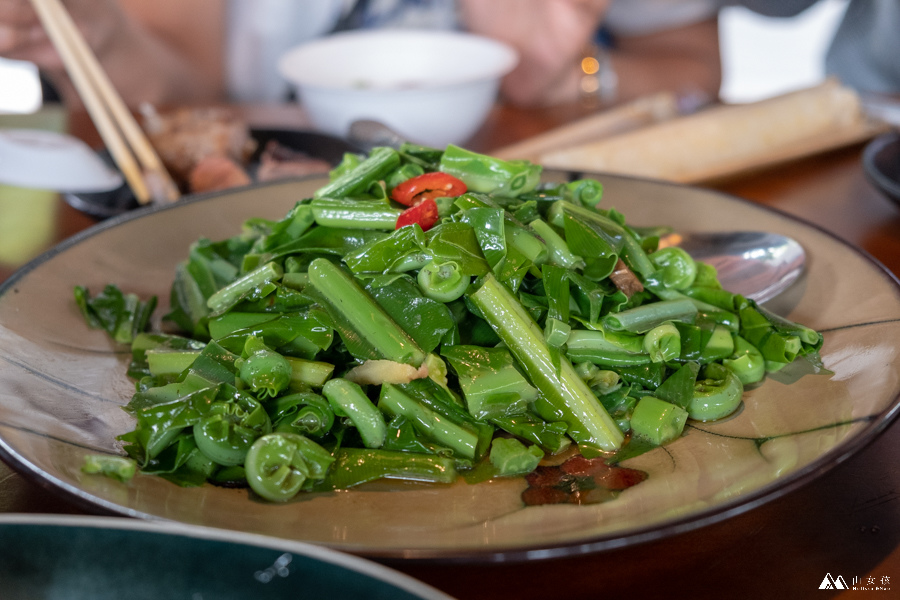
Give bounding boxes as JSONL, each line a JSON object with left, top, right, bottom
{"left": 459, "top": 0, "right": 611, "bottom": 106}
{"left": 0, "top": 0, "right": 130, "bottom": 70}
{"left": 0, "top": 0, "right": 224, "bottom": 108}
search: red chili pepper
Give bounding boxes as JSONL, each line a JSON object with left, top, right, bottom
{"left": 396, "top": 197, "right": 439, "bottom": 231}
{"left": 390, "top": 172, "right": 467, "bottom": 206}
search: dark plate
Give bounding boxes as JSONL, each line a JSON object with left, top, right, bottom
{"left": 862, "top": 131, "right": 900, "bottom": 207}
{"left": 63, "top": 128, "right": 361, "bottom": 220}
{"left": 0, "top": 515, "right": 453, "bottom": 600}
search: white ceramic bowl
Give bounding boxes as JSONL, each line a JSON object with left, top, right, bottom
{"left": 278, "top": 29, "right": 518, "bottom": 148}
{"left": 0, "top": 129, "right": 122, "bottom": 192}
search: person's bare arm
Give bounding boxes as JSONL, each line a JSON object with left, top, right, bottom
{"left": 459, "top": 0, "right": 720, "bottom": 107}
{"left": 96, "top": 0, "right": 226, "bottom": 107}
{"left": 459, "top": 0, "right": 612, "bottom": 107}
{"left": 0, "top": 0, "right": 225, "bottom": 108}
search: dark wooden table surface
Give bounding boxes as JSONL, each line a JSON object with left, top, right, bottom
{"left": 1, "top": 101, "right": 898, "bottom": 599}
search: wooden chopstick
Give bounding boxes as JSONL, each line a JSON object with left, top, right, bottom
{"left": 490, "top": 91, "right": 681, "bottom": 162}
{"left": 29, "top": 0, "right": 179, "bottom": 204}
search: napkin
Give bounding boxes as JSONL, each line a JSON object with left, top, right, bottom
{"left": 491, "top": 91, "right": 681, "bottom": 162}
{"left": 537, "top": 79, "right": 889, "bottom": 183}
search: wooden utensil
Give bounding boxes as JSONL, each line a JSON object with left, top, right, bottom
{"left": 491, "top": 91, "right": 682, "bottom": 162}
{"left": 29, "top": 0, "right": 179, "bottom": 204}
{"left": 537, "top": 79, "right": 889, "bottom": 184}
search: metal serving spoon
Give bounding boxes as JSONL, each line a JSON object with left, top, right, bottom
{"left": 664, "top": 230, "right": 805, "bottom": 303}
{"left": 347, "top": 119, "right": 407, "bottom": 152}
{"left": 348, "top": 119, "right": 806, "bottom": 303}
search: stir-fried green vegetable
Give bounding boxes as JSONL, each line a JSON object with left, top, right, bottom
{"left": 76, "top": 143, "right": 826, "bottom": 501}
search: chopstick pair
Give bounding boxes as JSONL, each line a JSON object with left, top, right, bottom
{"left": 490, "top": 91, "right": 683, "bottom": 162}
{"left": 29, "top": 0, "right": 179, "bottom": 204}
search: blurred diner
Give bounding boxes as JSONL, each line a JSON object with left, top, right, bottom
{"left": 0, "top": 0, "right": 723, "bottom": 110}
{"left": 722, "top": 0, "right": 899, "bottom": 95}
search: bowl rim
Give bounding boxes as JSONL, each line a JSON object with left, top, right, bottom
{"left": 862, "top": 130, "right": 900, "bottom": 204}
{"left": 278, "top": 29, "right": 519, "bottom": 91}
{"left": 0, "top": 514, "right": 455, "bottom": 599}
{"left": 0, "top": 128, "right": 124, "bottom": 192}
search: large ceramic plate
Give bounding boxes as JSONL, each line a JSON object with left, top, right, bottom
{"left": 0, "top": 514, "right": 453, "bottom": 599}
{"left": 1, "top": 175, "right": 899, "bottom": 560}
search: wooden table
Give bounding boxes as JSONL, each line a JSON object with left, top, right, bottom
{"left": 1, "top": 102, "right": 899, "bottom": 599}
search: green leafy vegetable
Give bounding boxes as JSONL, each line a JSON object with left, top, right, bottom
{"left": 82, "top": 455, "right": 137, "bottom": 482}
{"left": 73, "top": 142, "right": 827, "bottom": 502}
{"left": 74, "top": 284, "right": 156, "bottom": 344}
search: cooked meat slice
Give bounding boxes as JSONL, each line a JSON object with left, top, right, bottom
{"left": 188, "top": 155, "right": 251, "bottom": 193}
{"left": 609, "top": 259, "right": 644, "bottom": 297}
{"left": 142, "top": 105, "right": 257, "bottom": 184}
{"left": 256, "top": 140, "right": 333, "bottom": 181}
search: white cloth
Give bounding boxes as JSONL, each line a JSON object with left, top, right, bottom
{"left": 723, "top": 0, "right": 900, "bottom": 93}
{"left": 226, "top": 0, "right": 346, "bottom": 102}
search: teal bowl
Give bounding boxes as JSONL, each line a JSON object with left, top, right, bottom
{"left": 0, "top": 515, "right": 453, "bottom": 600}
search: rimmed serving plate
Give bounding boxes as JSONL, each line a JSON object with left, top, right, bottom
{"left": 1, "top": 173, "right": 899, "bottom": 561}
{"left": 0, "top": 514, "right": 453, "bottom": 599}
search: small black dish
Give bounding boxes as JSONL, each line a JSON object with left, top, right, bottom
{"left": 862, "top": 130, "right": 900, "bottom": 208}
{"left": 64, "top": 128, "right": 362, "bottom": 220}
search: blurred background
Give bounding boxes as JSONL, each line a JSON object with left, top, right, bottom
{"left": 0, "top": 0, "right": 852, "bottom": 113}
{"left": 0, "top": 0, "right": 874, "bottom": 276}
{"left": 718, "top": 0, "right": 847, "bottom": 102}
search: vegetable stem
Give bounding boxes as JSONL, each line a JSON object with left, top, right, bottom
{"left": 307, "top": 258, "right": 425, "bottom": 367}
{"left": 469, "top": 274, "right": 624, "bottom": 451}
{"left": 322, "top": 378, "right": 387, "bottom": 449}
{"left": 206, "top": 262, "right": 283, "bottom": 317}
{"left": 313, "top": 146, "right": 400, "bottom": 199}
{"left": 310, "top": 198, "right": 402, "bottom": 230}
{"left": 321, "top": 448, "right": 458, "bottom": 489}
{"left": 379, "top": 383, "right": 482, "bottom": 459}
{"left": 603, "top": 298, "right": 698, "bottom": 333}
